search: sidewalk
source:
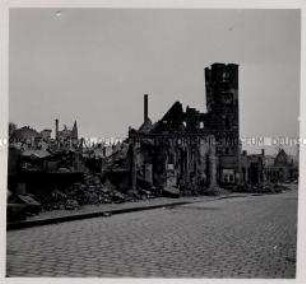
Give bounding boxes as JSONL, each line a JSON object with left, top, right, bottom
{"left": 7, "top": 193, "right": 251, "bottom": 230}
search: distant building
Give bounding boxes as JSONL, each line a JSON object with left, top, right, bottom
{"left": 8, "top": 123, "right": 17, "bottom": 138}
{"left": 40, "top": 129, "right": 52, "bottom": 141}
{"left": 265, "top": 149, "right": 298, "bottom": 183}
{"left": 10, "top": 126, "right": 38, "bottom": 144}
{"left": 241, "top": 148, "right": 299, "bottom": 185}
{"left": 55, "top": 119, "right": 78, "bottom": 144}
{"left": 10, "top": 125, "right": 52, "bottom": 147}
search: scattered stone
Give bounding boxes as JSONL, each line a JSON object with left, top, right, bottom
{"left": 162, "top": 187, "right": 180, "bottom": 198}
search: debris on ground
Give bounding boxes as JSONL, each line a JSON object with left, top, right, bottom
{"left": 7, "top": 193, "right": 42, "bottom": 221}
{"left": 162, "top": 186, "right": 180, "bottom": 198}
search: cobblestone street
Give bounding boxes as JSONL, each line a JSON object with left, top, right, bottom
{"left": 6, "top": 189, "right": 297, "bottom": 278}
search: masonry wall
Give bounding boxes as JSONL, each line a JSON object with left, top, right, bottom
{"left": 129, "top": 133, "right": 217, "bottom": 194}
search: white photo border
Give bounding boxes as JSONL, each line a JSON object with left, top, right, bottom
{"left": 0, "top": 1, "right": 305, "bottom": 283}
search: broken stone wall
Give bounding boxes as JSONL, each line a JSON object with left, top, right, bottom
{"left": 129, "top": 132, "right": 218, "bottom": 195}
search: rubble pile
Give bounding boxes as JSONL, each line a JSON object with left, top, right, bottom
{"left": 7, "top": 192, "right": 42, "bottom": 221}
{"left": 102, "top": 142, "right": 130, "bottom": 171}
{"left": 231, "top": 183, "right": 291, "bottom": 194}
{"left": 38, "top": 176, "right": 120, "bottom": 211}
{"left": 38, "top": 173, "right": 162, "bottom": 212}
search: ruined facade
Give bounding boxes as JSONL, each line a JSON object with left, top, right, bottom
{"left": 128, "top": 63, "right": 240, "bottom": 193}
{"left": 241, "top": 150, "right": 265, "bottom": 186}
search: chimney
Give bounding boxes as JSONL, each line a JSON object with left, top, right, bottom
{"left": 73, "top": 120, "right": 78, "bottom": 140}
{"left": 55, "top": 119, "right": 59, "bottom": 139}
{"left": 144, "top": 94, "right": 149, "bottom": 123}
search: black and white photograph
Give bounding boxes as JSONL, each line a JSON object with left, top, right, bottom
{"left": 1, "top": 3, "right": 304, "bottom": 280}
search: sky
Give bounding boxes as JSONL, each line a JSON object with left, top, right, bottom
{"left": 9, "top": 8, "right": 301, "bottom": 154}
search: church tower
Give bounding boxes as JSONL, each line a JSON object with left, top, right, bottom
{"left": 205, "top": 63, "right": 240, "bottom": 185}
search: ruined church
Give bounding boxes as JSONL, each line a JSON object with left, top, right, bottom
{"left": 128, "top": 63, "right": 240, "bottom": 193}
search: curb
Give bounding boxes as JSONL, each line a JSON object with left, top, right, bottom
{"left": 7, "top": 193, "right": 251, "bottom": 231}
{"left": 7, "top": 200, "right": 193, "bottom": 231}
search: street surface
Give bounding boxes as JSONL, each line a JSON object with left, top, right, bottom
{"left": 6, "top": 188, "right": 297, "bottom": 278}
